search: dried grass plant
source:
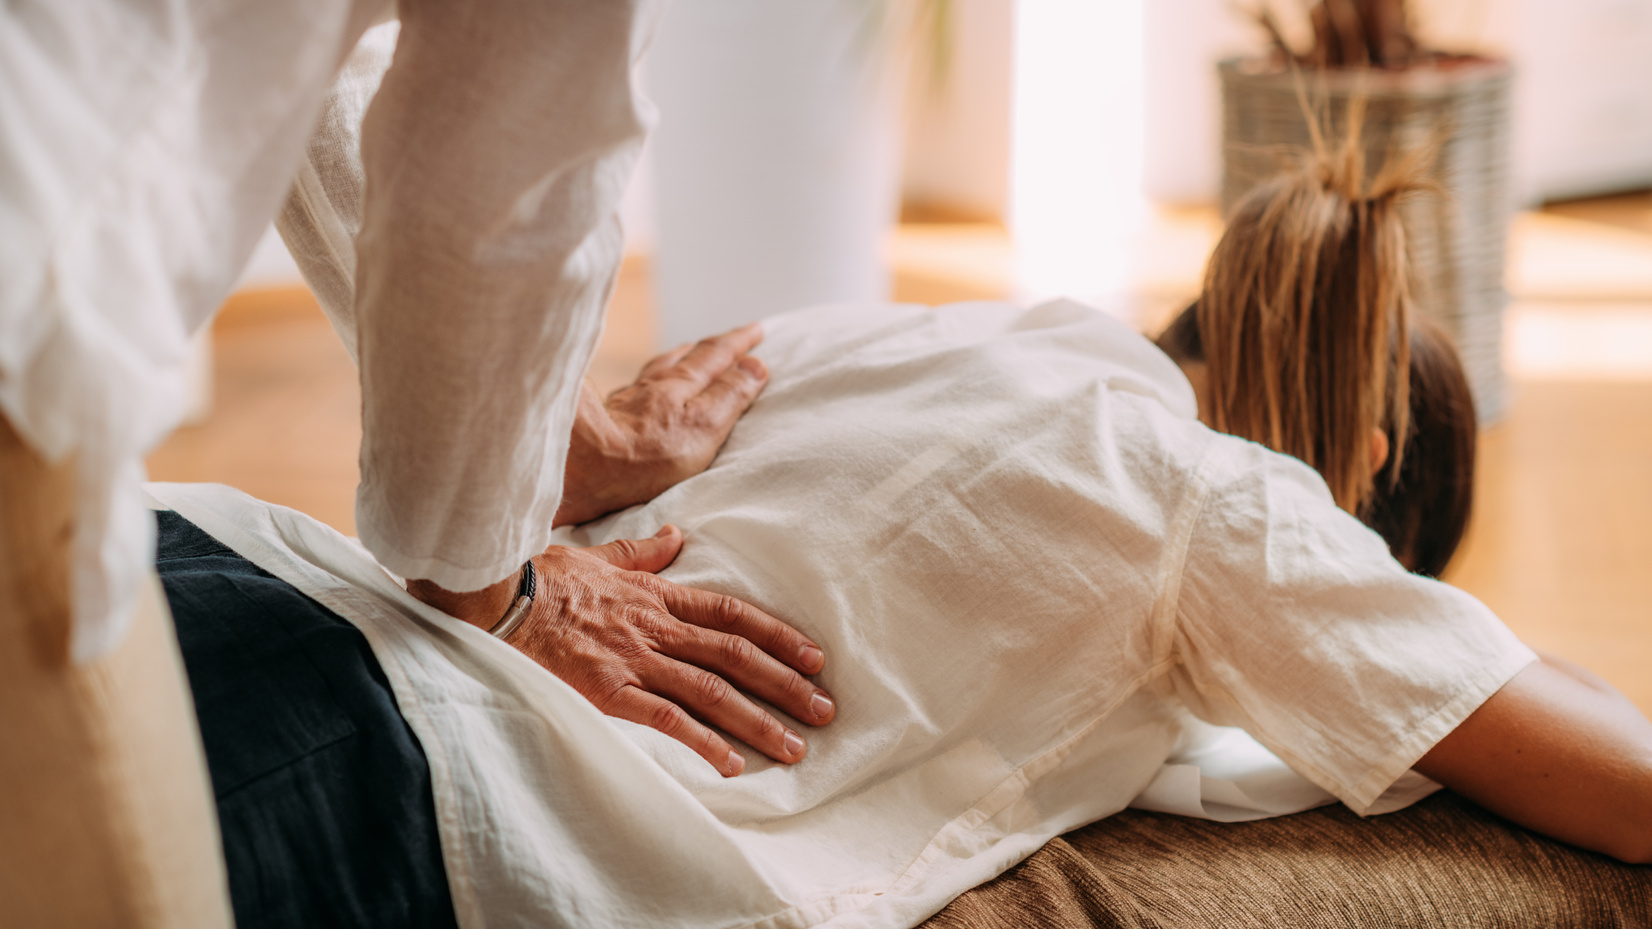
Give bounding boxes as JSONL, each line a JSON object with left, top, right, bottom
{"left": 1251, "top": 0, "right": 1432, "bottom": 70}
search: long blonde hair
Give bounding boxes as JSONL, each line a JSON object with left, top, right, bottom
{"left": 1197, "top": 142, "right": 1435, "bottom": 514}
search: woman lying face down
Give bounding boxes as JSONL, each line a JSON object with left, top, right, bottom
{"left": 152, "top": 149, "right": 1652, "bottom": 929}
{"left": 554, "top": 147, "right": 1651, "bottom": 873}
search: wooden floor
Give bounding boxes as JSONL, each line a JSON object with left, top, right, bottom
{"left": 148, "top": 195, "right": 1652, "bottom": 712}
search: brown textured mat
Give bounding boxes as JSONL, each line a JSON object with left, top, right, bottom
{"left": 925, "top": 793, "right": 1651, "bottom": 928}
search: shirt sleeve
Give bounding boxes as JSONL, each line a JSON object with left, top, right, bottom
{"left": 275, "top": 21, "right": 399, "bottom": 365}
{"left": 1167, "top": 439, "right": 1537, "bottom": 814}
{"left": 347, "top": 0, "right": 663, "bottom": 591}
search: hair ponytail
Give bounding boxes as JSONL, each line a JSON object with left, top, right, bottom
{"left": 1196, "top": 142, "right": 1433, "bottom": 515}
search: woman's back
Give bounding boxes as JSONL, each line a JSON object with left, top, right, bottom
{"left": 554, "top": 297, "right": 1530, "bottom": 918}
{"left": 579, "top": 299, "right": 1215, "bottom": 805}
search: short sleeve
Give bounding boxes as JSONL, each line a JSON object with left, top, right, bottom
{"left": 1167, "top": 439, "right": 1537, "bottom": 814}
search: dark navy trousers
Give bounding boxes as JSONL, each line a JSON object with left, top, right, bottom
{"left": 156, "top": 510, "right": 460, "bottom": 929}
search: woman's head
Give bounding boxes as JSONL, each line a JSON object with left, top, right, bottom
{"left": 1364, "top": 318, "right": 1477, "bottom": 578}
{"left": 1158, "top": 154, "right": 1476, "bottom": 577}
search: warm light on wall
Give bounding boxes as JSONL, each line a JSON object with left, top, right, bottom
{"left": 1010, "top": 0, "right": 1147, "bottom": 308}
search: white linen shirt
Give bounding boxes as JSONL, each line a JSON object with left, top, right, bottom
{"left": 0, "top": 1, "right": 660, "bottom": 659}
{"left": 147, "top": 299, "right": 1536, "bottom": 929}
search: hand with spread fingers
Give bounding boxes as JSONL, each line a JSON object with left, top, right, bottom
{"left": 408, "top": 525, "right": 835, "bottom": 776}
{"left": 556, "top": 322, "right": 770, "bottom": 528}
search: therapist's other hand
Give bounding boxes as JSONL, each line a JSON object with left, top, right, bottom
{"left": 408, "top": 525, "right": 834, "bottom": 776}
{"left": 556, "top": 323, "right": 768, "bottom": 527}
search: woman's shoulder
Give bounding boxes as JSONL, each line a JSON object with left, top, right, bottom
{"left": 757, "top": 298, "right": 1200, "bottom": 421}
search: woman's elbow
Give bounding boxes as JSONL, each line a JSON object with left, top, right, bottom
{"left": 1587, "top": 748, "right": 1652, "bottom": 864}
{"left": 1599, "top": 825, "right": 1652, "bottom": 865}
{"left": 1605, "top": 763, "right": 1652, "bottom": 864}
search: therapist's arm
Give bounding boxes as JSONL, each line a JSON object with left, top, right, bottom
{"left": 408, "top": 525, "right": 835, "bottom": 777}
{"left": 1415, "top": 655, "right": 1652, "bottom": 864}
{"left": 555, "top": 323, "right": 769, "bottom": 527}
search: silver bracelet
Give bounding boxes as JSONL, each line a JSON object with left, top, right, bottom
{"left": 488, "top": 560, "right": 536, "bottom": 641}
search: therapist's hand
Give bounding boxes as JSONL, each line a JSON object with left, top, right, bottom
{"left": 407, "top": 525, "right": 834, "bottom": 776}
{"left": 555, "top": 323, "right": 769, "bottom": 527}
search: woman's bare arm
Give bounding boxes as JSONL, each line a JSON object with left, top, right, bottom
{"left": 1415, "top": 655, "right": 1652, "bottom": 864}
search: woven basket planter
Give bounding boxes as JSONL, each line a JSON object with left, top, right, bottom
{"left": 1219, "top": 57, "right": 1514, "bottom": 422}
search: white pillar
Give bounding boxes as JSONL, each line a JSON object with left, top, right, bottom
{"left": 647, "top": 1, "right": 905, "bottom": 349}
{"left": 1011, "top": 0, "right": 1147, "bottom": 312}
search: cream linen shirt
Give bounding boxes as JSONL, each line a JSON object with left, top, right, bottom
{"left": 148, "top": 300, "right": 1536, "bottom": 929}
{"left": 0, "top": 1, "right": 661, "bottom": 659}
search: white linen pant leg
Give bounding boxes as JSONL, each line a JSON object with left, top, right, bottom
{"left": 325, "top": 0, "right": 661, "bottom": 592}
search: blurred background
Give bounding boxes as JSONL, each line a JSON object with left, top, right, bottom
{"left": 149, "top": 0, "right": 1652, "bottom": 710}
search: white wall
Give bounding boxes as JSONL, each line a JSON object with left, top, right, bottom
{"left": 1141, "top": 0, "right": 1254, "bottom": 204}
{"left": 1505, "top": 0, "right": 1652, "bottom": 201}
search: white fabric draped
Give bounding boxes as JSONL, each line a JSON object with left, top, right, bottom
{"left": 149, "top": 300, "right": 1533, "bottom": 928}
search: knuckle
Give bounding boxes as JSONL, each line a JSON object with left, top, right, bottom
{"left": 627, "top": 607, "right": 672, "bottom": 649}
{"left": 716, "top": 634, "right": 759, "bottom": 672}
{"left": 628, "top": 572, "right": 670, "bottom": 602}
{"left": 780, "top": 668, "right": 813, "bottom": 705}
{"left": 613, "top": 633, "right": 654, "bottom": 664}
{"left": 701, "top": 729, "right": 725, "bottom": 759}
{"left": 645, "top": 393, "right": 684, "bottom": 422}
{"left": 590, "top": 675, "right": 635, "bottom": 713}
{"left": 692, "top": 669, "right": 734, "bottom": 710}
{"left": 707, "top": 595, "right": 744, "bottom": 631}
{"left": 753, "top": 710, "right": 786, "bottom": 747}
{"left": 648, "top": 700, "right": 689, "bottom": 738}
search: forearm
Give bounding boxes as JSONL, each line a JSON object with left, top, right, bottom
{"left": 1416, "top": 657, "right": 1652, "bottom": 864}
{"left": 353, "top": 0, "right": 658, "bottom": 590}
{"left": 406, "top": 566, "right": 524, "bottom": 631}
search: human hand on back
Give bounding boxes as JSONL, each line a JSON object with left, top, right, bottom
{"left": 407, "top": 525, "right": 835, "bottom": 776}
{"left": 555, "top": 323, "right": 769, "bottom": 527}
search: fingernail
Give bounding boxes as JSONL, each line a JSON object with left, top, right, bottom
{"left": 738, "top": 355, "right": 767, "bottom": 379}
{"left": 798, "top": 644, "right": 823, "bottom": 671}
{"left": 810, "top": 692, "right": 834, "bottom": 721}
{"left": 726, "top": 750, "right": 745, "bottom": 776}
{"left": 783, "top": 731, "right": 805, "bottom": 758}
{"left": 654, "top": 525, "right": 673, "bottom": 538}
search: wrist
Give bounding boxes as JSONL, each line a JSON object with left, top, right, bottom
{"left": 407, "top": 566, "right": 524, "bottom": 630}
{"left": 556, "top": 441, "right": 640, "bottom": 528}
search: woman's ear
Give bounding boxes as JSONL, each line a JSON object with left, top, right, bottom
{"left": 1369, "top": 427, "right": 1391, "bottom": 477}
